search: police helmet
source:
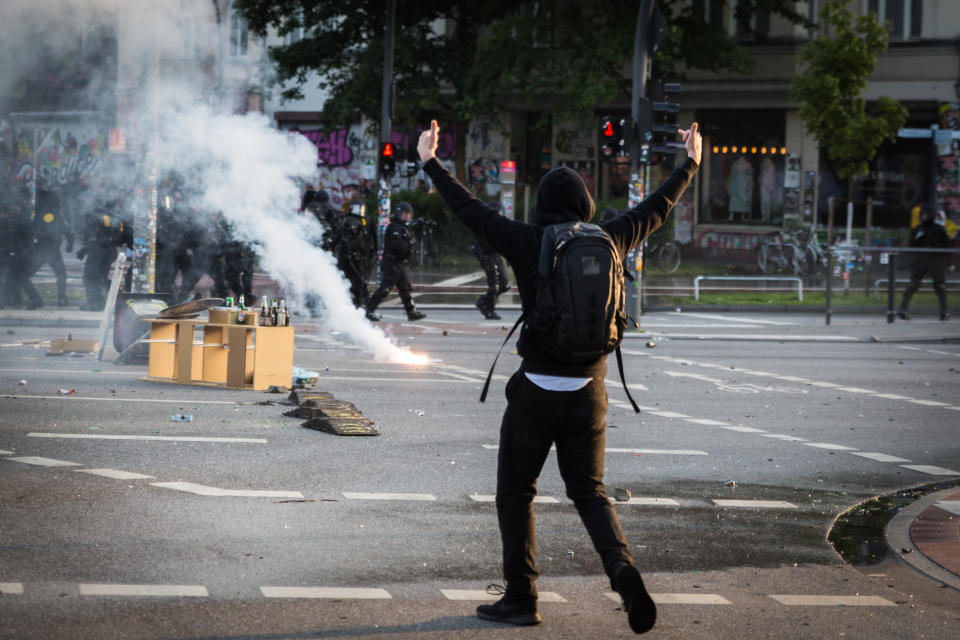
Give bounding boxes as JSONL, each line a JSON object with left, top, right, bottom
{"left": 392, "top": 201, "right": 413, "bottom": 222}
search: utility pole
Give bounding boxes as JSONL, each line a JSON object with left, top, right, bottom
{"left": 626, "top": 0, "right": 654, "bottom": 325}
{"left": 377, "top": 0, "right": 397, "bottom": 248}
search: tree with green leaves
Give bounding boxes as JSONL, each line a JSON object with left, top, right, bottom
{"left": 236, "top": 1, "right": 809, "bottom": 176}
{"left": 790, "top": 0, "right": 907, "bottom": 205}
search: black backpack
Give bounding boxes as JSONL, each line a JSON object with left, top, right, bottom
{"left": 480, "top": 222, "right": 640, "bottom": 412}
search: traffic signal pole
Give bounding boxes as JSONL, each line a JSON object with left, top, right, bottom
{"left": 627, "top": 0, "right": 655, "bottom": 326}
{"left": 377, "top": 0, "right": 397, "bottom": 262}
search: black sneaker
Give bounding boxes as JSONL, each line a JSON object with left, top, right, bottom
{"left": 484, "top": 310, "right": 501, "bottom": 320}
{"left": 365, "top": 311, "right": 380, "bottom": 322}
{"left": 942, "top": 313, "right": 950, "bottom": 321}
{"left": 475, "top": 298, "right": 489, "bottom": 316}
{"left": 614, "top": 564, "right": 656, "bottom": 634}
{"left": 406, "top": 310, "right": 426, "bottom": 321}
{"left": 897, "top": 310, "right": 911, "bottom": 320}
{"left": 476, "top": 596, "right": 541, "bottom": 626}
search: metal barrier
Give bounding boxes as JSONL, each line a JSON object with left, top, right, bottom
{"left": 693, "top": 275, "right": 803, "bottom": 302}
{"left": 871, "top": 279, "right": 960, "bottom": 298}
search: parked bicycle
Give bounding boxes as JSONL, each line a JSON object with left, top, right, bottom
{"left": 644, "top": 229, "right": 682, "bottom": 273}
{"left": 756, "top": 230, "right": 801, "bottom": 275}
{"left": 792, "top": 224, "right": 827, "bottom": 276}
{"left": 409, "top": 218, "right": 443, "bottom": 268}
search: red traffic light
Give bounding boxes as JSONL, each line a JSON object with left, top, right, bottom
{"left": 381, "top": 142, "right": 394, "bottom": 157}
{"left": 602, "top": 121, "right": 615, "bottom": 137}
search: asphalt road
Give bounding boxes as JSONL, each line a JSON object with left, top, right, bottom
{"left": 1, "top": 310, "right": 959, "bottom": 639}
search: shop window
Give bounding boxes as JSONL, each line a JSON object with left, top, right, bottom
{"left": 863, "top": 0, "right": 922, "bottom": 40}
{"left": 229, "top": 2, "right": 249, "bottom": 57}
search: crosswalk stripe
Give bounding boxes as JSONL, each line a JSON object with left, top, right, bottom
{"left": 260, "top": 586, "right": 391, "bottom": 599}
{"left": 713, "top": 499, "right": 796, "bottom": 509}
{"left": 29, "top": 433, "right": 267, "bottom": 443}
{"left": 343, "top": 492, "right": 437, "bottom": 501}
{"left": 0, "top": 449, "right": 13, "bottom": 455}
{"left": 79, "top": 584, "right": 208, "bottom": 597}
{"left": 76, "top": 468, "right": 155, "bottom": 480}
{"left": 720, "top": 426, "right": 767, "bottom": 433}
{"left": 0, "top": 583, "right": 24, "bottom": 594}
{"left": 803, "top": 443, "right": 858, "bottom": 451}
{"left": 609, "top": 497, "right": 680, "bottom": 506}
{"left": 470, "top": 495, "right": 558, "bottom": 503}
{"left": 4, "top": 456, "right": 81, "bottom": 467}
{"left": 762, "top": 434, "right": 807, "bottom": 442}
{"left": 849, "top": 452, "right": 911, "bottom": 463}
{"left": 604, "top": 592, "right": 731, "bottom": 605}
{"left": 684, "top": 419, "right": 731, "bottom": 426}
{"left": 482, "top": 445, "right": 707, "bottom": 456}
{"left": 442, "top": 589, "right": 566, "bottom": 602}
{"left": 769, "top": 595, "right": 895, "bottom": 606}
{"left": 151, "top": 482, "right": 303, "bottom": 498}
{"left": 900, "top": 464, "right": 960, "bottom": 476}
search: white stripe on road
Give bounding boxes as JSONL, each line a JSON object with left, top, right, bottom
{"left": 667, "top": 312, "right": 795, "bottom": 326}
{"left": 803, "top": 443, "right": 858, "bottom": 451}
{"left": 849, "top": 452, "right": 911, "bottom": 463}
{"left": 906, "top": 399, "right": 950, "bottom": 407}
{"left": 260, "top": 586, "right": 392, "bottom": 600}
{"left": 0, "top": 583, "right": 24, "bottom": 594}
{"left": 720, "top": 426, "right": 767, "bottom": 433}
{"left": 481, "top": 445, "right": 708, "bottom": 456}
{"left": 0, "top": 449, "right": 13, "bottom": 455}
{"left": 469, "top": 495, "right": 559, "bottom": 503}
{"left": 5, "top": 456, "right": 81, "bottom": 467}
{"left": 835, "top": 387, "right": 877, "bottom": 394}
{"left": 433, "top": 271, "right": 485, "bottom": 287}
{"left": 604, "top": 592, "right": 732, "bottom": 605}
{"left": 769, "top": 595, "right": 895, "bottom": 607}
{"left": 29, "top": 433, "right": 267, "bottom": 444}
{"left": 79, "top": 584, "right": 208, "bottom": 597}
{"left": 442, "top": 589, "right": 566, "bottom": 602}
{"left": 1, "top": 394, "right": 236, "bottom": 405}
{"left": 342, "top": 492, "right": 437, "bottom": 501}
{"left": 151, "top": 482, "right": 303, "bottom": 498}
{"left": 610, "top": 497, "right": 681, "bottom": 506}
{"left": 645, "top": 411, "right": 690, "bottom": 418}
{"left": 713, "top": 500, "right": 796, "bottom": 509}
{"left": 762, "top": 434, "right": 808, "bottom": 442}
{"left": 76, "top": 468, "right": 155, "bottom": 480}
{"left": 684, "top": 419, "right": 731, "bottom": 426}
{"left": 900, "top": 465, "right": 960, "bottom": 476}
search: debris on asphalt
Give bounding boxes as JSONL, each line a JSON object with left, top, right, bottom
{"left": 901, "top": 548, "right": 912, "bottom": 554}
{"left": 171, "top": 413, "right": 193, "bottom": 422}
{"left": 567, "top": 551, "right": 575, "bottom": 558}
{"left": 272, "top": 498, "right": 340, "bottom": 503}
{"left": 291, "top": 366, "right": 320, "bottom": 388}
{"left": 266, "top": 385, "right": 289, "bottom": 394}
{"left": 6, "top": 329, "right": 14, "bottom": 335}
{"left": 645, "top": 341, "right": 657, "bottom": 348}
{"left": 47, "top": 337, "right": 98, "bottom": 355}
{"left": 612, "top": 487, "right": 632, "bottom": 502}
{"left": 18, "top": 380, "right": 27, "bottom": 386}
{"left": 57, "top": 388, "right": 76, "bottom": 396}
{"left": 725, "top": 480, "right": 737, "bottom": 487}
{"left": 442, "top": 330, "right": 448, "bottom": 336}
{"left": 287, "top": 390, "right": 378, "bottom": 436}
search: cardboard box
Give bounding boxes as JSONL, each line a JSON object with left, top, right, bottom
{"left": 208, "top": 308, "right": 258, "bottom": 326}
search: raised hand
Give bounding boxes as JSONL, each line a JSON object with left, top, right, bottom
{"left": 679, "top": 122, "right": 702, "bottom": 166}
{"left": 418, "top": 119, "right": 439, "bottom": 163}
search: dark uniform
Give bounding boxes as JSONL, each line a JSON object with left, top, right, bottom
{"left": 207, "top": 213, "right": 255, "bottom": 302}
{"left": 365, "top": 202, "right": 425, "bottom": 322}
{"left": 32, "top": 188, "right": 73, "bottom": 306}
{"left": 77, "top": 201, "right": 126, "bottom": 311}
{"left": 898, "top": 205, "right": 952, "bottom": 321}
{"left": 0, "top": 191, "right": 44, "bottom": 309}
{"left": 336, "top": 194, "right": 377, "bottom": 309}
{"left": 471, "top": 201, "right": 511, "bottom": 319}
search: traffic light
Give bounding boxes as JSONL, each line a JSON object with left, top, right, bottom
{"left": 640, "top": 80, "right": 684, "bottom": 166}
{"left": 379, "top": 142, "right": 396, "bottom": 176}
{"left": 406, "top": 144, "right": 420, "bottom": 177}
{"left": 599, "top": 116, "right": 629, "bottom": 163}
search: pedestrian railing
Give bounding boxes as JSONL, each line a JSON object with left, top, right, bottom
{"left": 693, "top": 275, "right": 803, "bottom": 302}
{"left": 871, "top": 279, "right": 960, "bottom": 299}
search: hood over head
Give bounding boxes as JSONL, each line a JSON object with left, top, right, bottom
{"left": 531, "top": 166, "right": 595, "bottom": 225}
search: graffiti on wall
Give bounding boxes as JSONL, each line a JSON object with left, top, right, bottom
{"left": 3, "top": 122, "right": 106, "bottom": 186}
{"left": 695, "top": 229, "right": 764, "bottom": 257}
{"left": 468, "top": 158, "right": 501, "bottom": 196}
{"left": 292, "top": 128, "right": 355, "bottom": 167}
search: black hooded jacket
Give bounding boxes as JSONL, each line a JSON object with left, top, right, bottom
{"left": 424, "top": 157, "right": 698, "bottom": 378}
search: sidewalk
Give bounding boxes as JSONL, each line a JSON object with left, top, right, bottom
{"left": 886, "top": 485, "right": 960, "bottom": 592}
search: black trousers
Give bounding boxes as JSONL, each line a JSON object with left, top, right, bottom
{"left": 900, "top": 257, "right": 947, "bottom": 314}
{"left": 367, "top": 259, "right": 414, "bottom": 313}
{"left": 32, "top": 242, "right": 68, "bottom": 299}
{"left": 338, "top": 252, "right": 370, "bottom": 309}
{"left": 496, "top": 370, "right": 634, "bottom": 601}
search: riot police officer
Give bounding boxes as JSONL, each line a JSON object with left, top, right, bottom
{"left": 32, "top": 188, "right": 73, "bottom": 306}
{"left": 470, "top": 200, "right": 510, "bottom": 320}
{"left": 0, "top": 189, "right": 44, "bottom": 309}
{"left": 365, "top": 201, "right": 425, "bottom": 322}
{"left": 77, "top": 198, "right": 126, "bottom": 311}
{"left": 337, "top": 191, "right": 376, "bottom": 309}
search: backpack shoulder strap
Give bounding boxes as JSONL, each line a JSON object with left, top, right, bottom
{"left": 615, "top": 344, "right": 641, "bottom": 413}
{"left": 480, "top": 313, "right": 524, "bottom": 403}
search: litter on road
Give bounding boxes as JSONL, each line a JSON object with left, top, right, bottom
{"left": 172, "top": 414, "right": 193, "bottom": 422}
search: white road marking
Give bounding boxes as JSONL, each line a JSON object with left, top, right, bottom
{"left": 5, "top": 456, "right": 81, "bottom": 467}
{"left": 609, "top": 497, "right": 681, "bottom": 506}
{"left": 935, "top": 501, "right": 960, "bottom": 516}
{"left": 803, "top": 443, "right": 858, "bottom": 451}
{"left": 79, "top": 584, "right": 208, "bottom": 597}
{"left": 834, "top": 386, "right": 875, "bottom": 393}
{"left": 0, "top": 449, "right": 13, "bottom": 455}
{"left": 900, "top": 464, "right": 960, "bottom": 476}
{"left": 684, "top": 418, "right": 731, "bottom": 426}
{"left": 260, "top": 586, "right": 392, "bottom": 600}
{"left": 769, "top": 595, "right": 895, "bottom": 607}
{"left": 2, "top": 394, "right": 236, "bottom": 405}
{"left": 849, "top": 452, "right": 911, "bottom": 463}
{"left": 0, "top": 367, "right": 140, "bottom": 376}
{"left": 470, "top": 495, "right": 559, "bottom": 503}
{"left": 761, "top": 434, "right": 807, "bottom": 442}
{"left": 28, "top": 433, "right": 267, "bottom": 444}
{"left": 720, "top": 426, "right": 768, "bottom": 433}
{"left": 604, "top": 592, "right": 731, "bottom": 605}
{"left": 442, "top": 589, "right": 566, "bottom": 602}
{"left": 342, "top": 492, "right": 437, "bottom": 501}
{"left": 872, "top": 394, "right": 911, "bottom": 400}
{"left": 604, "top": 379, "right": 649, "bottom": 392}
{"left": 0, "top": 583, "right": 24, "bottom": 594}
{"left": 906, "top": 399, "right": 950, "bottom": 407}
{"left": 481, "top": 445, "right": 707, "bottom": 456}
{"left": 432, "top": 271, "right": 485, "bottom": 287}
{"left": 667, "top": 312, "right": 795, "bottom": 326}
{"left": 297, "top": 375, "right": 476, "bottom": 384}
{"left": 76, "top": 468, "right": 155, "bottom": 480}
{"left": 645, "top": 410, "right": 690, "bottom": 418}
{"left": 713, "top": 500, "right": 797, "bottom": 509}
{"left": 151, "top": 482, "right": 303, "bottom": 498}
